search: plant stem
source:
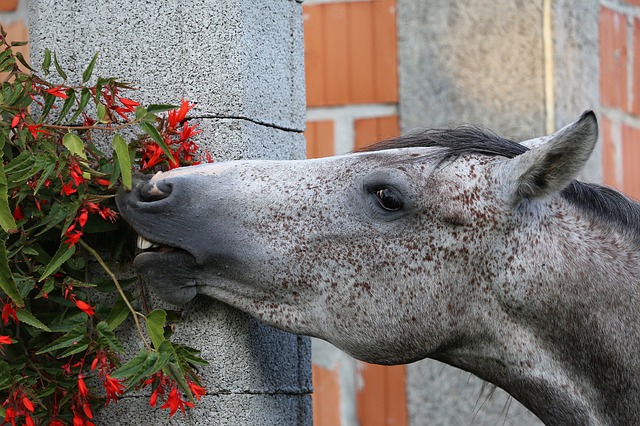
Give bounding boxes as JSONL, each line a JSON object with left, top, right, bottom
{"left": 78, "top": 239, "right": 151, "bottom": 352}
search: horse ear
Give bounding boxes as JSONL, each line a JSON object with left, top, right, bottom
{"left": 509, "top": 110, "right": 598, "bottom": 201}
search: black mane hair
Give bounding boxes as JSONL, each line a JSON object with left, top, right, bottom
{"left": 359, "top": 126, "right": 640, "bottom": 242}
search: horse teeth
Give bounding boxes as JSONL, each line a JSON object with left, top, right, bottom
{"left": 137, "top": 236, "right": 158, "bottom": 250}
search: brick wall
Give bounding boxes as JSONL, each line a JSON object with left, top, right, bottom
{"left": 600, "top": 1, "right": 640, "bottom": 199}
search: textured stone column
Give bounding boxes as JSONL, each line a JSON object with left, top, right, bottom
{"left": 29, "top": 1, "right": 312, "bottom": 424}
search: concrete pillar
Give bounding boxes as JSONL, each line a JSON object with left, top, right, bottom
{"left": 29, "top": 0, "right": 312, "bottom": 424}
{"left": 397, "top": 1, "right": 599, "bottom": 425}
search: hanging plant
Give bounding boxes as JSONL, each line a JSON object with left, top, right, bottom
{"left": 0, "top": 28, "right": 211, "bottom": 425}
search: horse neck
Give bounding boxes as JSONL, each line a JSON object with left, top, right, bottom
{"left": 446, "top": 205, "right": 640, "bottom": 425}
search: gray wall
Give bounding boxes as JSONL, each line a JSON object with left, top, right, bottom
{"left": 397, "top": 0, "right": 599, "bottom": 424}
{"left": 29, "top": 1, "right": 312, "bottom": 424}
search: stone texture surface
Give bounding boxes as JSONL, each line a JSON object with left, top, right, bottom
{"left": 28, "top": 0, "right": 305, "bottom": 132}
{"left": 98, "top": 393, "right": 312, "bottom": 426}
{"left": 398, "top": 0, "right": 546, "bottom": 140}
{"left": 552, "top": 0, "right": 601, "bottom": 184}
{"left": 397, "top": 1, "right": 601, "bottom": 425}
{"left": 28, "top": 1, "right": 310, "bottom": 425}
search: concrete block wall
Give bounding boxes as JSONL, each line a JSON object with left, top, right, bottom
{"left": 22, "top": 0, "right": 312, "bottom": 425}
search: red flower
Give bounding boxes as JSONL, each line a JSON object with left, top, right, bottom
{"left": 140, "top": 142, "right": 164, "bottom": 169}
{"left": 45, "top": 86, "right": 69, "bottom": 99}
{"left": 77, "top": 209, "right": 89, "bottom": 227}
{"left": 12, "top": 205, "right": 23, "bottom": 221}
{"left": 168, "top": 99, "right": 196, "bottom": 128}
{"left": 25, "top": 414, "right": 35, "bottom": 426}
{"left": 178, "top": 122, "right": 202, "bottom": 141}
{"left": 64, "top": 224, "right": 83, "bottom": 246}
{"left": 0, "top": 335, "right": 12, "bottom": 345}
{"left": 2, "top": 302, "right": 18, "bottom": 326}
{"left": 26, "top": 123, "right": 49, "bottom": 139}
{"left": 75, "top": 300, "right": 95, "bottom": 316}
{"left": 49, "top": 419, "right": 65, "bottom": 426}
{"left": 160, "top": 386, "right": 194, "bottom": 417}
{"left": 69, "top": 161, "right": 85, "bottom": 186}
{"left": 11, "top": 112, "right": 24, "bottom": 128}
{"left": 98, "top": 207, "right": 118, "bottom": 222}
{"left": 188, "top": 380, "right": 206, "bottom": 401}
{"left": 118, "top": 97, "right": 140, "bottom": 110}
{"left": 3, "top": 407, "right": 15, "bottom": 425}
{"left": 22, "top": 396, "right": 35, "bottom": 412}
{"left": 77, "top": 375, "right": 89, "bottom": 398}
{"left": 94, "top": 178, "right": 111, "bottom": 187}
{"left": 103, "top": 375, "right": 125, "bottom": 405}
{"left": 61, "top": 182, "right": 77, "bottom": 196}
{"left": 83, "top": 201, "right": 101, "bottom": 213}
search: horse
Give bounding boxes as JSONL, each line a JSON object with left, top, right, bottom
{"left": 116, "top": 111, "right": 640, "bottom": 425}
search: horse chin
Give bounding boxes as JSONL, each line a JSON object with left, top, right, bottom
{"left": 133, "top": 249, "right": 198, "bottom": 306}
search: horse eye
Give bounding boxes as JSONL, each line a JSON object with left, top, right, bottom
{"left": 374, "top": 188, "right": 403, "bottom": 211}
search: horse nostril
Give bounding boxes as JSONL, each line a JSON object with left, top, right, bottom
{"left": 140, "top": 179, "right": 172, "bottom": 202}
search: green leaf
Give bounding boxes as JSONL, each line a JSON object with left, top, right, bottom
{"left": 62, "top": 133, "right": 87, "bottom": 160}
{"left": 82, "top": 52, "right": 99, "bottom": 83}
{"left": 175, "top": 344, "right": 209, "bottom": 367}
{"left": 140, "top": 121, "right": 174, "bottom": 161}
{"left": 96, "top": 321, "right": 125, "bottom": 353}
{"left": 0, "top": 360, "right": 14, "bottom": 391}
{"left": 115, "top": 349, "right": 170, "bottom": 391}
{"left": 97, "top": 103, "right": 107, "bottom": 123}
{"left": 146, "top": 104, "right": 177, "bottom": 114}
{"left": 40, "top": 94, "right": 56, "bottom": 122}
{"left": 111, "top": 349, "right": 148, "bottom": 379}
{"left": 57, "top": 337, "right": 90, "bottom": 358}
{"left": 54, "top": 89, "right": 76, "bottom": 125}
{"left": 112, "top": 134, "right": 131, "bottom": 190}
{"left": 16, "top": 309, "right": 51, "bottom": 332}
{"left": 0, "top": 239, "right": 23, "bottom": 307}
{"left": 15, "top": 52, "right": 33, "bottom": 71}
{"left": 166, "top": 359, "right": 195, "bottom": 403}
{"left": 39, "top": 243, "right": 76, "bottom": 282}
{"left": 0, "top": 162, "right": 16, "bottom": 232}
{"left": 105, "top": 294, "right": 131, "bottom": 330}
{"left": 10, "top": 41, "right": 28, "bottom": 47}
{"left": 145, "top": 309, "right": 166, "bottom": 349}
{"left": 36, "top": 324, "right": 85, "bottom": 354}
{"left": 66, "top": 88, "right": 91, "bottom": 124}
{"left": 53, "top": 51, "right": 68, "bottom": 80}
{"left": 42, "top": 48, "right": 51, "bottom": 75}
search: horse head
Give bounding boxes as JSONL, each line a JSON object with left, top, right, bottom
{"left": 117, "top": 111, "right": 640, "bottom": 424}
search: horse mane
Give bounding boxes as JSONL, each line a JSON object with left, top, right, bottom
{"left": 359, "top": 126, "right": 640, "bottom": 244}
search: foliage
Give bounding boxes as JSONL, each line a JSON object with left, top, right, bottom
{"left": 0, "top": 28, "right": 210, "bottom": 425}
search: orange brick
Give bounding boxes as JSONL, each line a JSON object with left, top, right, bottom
{"left": 312, "top": 364, "right": 342, "bottom": 426}
{"left": 600, "top": 7, "right": 628, "bottom": 110}
{"left": 303, "top": 0, "right": 398, "bottom": 107}
{"left": 631, "top": 18, "right": 640, "bottom": 114}
{"left": 621, "top": 124, "right": 640, "bottom": 200}
{"left": 625, "top": 0, "right": 640, "bottom": 6}
{"left": 0, "top": 0, "right": 18, "bottom": 12}
{"left": 304, "top": 5, "right": 326, "bottom": 107}
{"left": 354, "top": 115, "right": 399, "bottom": 150}
{"left": 348, "top": 1, "right": 375, "bottom": 103}
{"left": 372, "top": 0, "right": 398, "bottom": 103}
{"left": 305, "top": 120, "right": 335, "bottom": 158}
{"left": 356, "top": 363, "right": 408, "bottom": 426}
{"left": 324, "top": 3, "right": 350, "bottom": 105}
